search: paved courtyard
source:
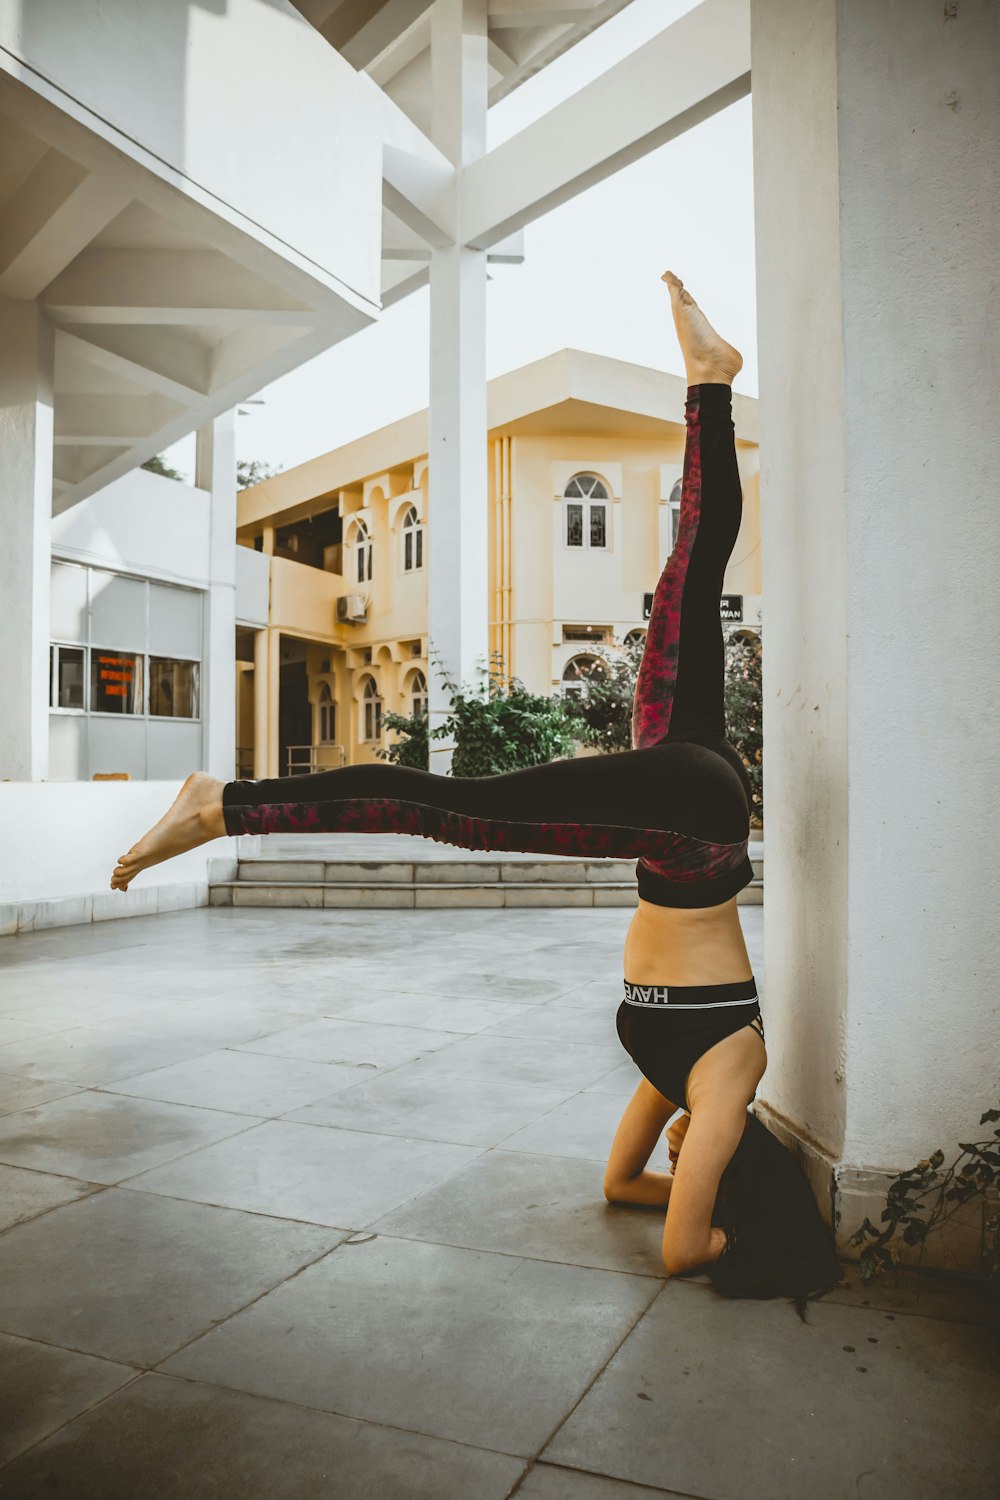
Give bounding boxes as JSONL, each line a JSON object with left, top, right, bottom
{"left": 0, "top": 902, "right": 996, "bottom": 1499}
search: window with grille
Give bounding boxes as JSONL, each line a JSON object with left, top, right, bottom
{"left": 362, "top": 676, "right": 382, "bottom": 741}
{"left": 564, "top": 474, "right": 609, "bottom": 550}
{"left": 402, "top": 505, "right": 424, "bottom": 572}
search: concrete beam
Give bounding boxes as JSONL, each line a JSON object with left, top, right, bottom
{"left": 43, "top": 249, "right": 311, "bottom": 326}
{"left": 462, "top": 0, "right": 751, "bottom": 248}
{"left": 0, "top": 150, "right": 128, "bottom": 301}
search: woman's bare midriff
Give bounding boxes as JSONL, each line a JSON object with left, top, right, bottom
{"left": 623, "top": 895, "right": 753, "bottom": 986}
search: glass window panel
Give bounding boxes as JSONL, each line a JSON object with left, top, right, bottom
{"left": 367, "top": 545, "right": 373, "bottom": 581}
{"left": 670, "top": 502, "right": 681, "bottom": 551}
{"left": 149, "top": 584, "right": 202, "bottom": 659}
{"left": 590, "top": 504, "right": 607, "bottom": 548}
{"left": 149, "top": 658, "right": 200, "bottom": 718}
{"left": 91, "top": 650, "right": 142, "bottom": 714}
{"left": 416, "top": 529, "right": 423, "bottom": 568}
{"left": 90, "top": 572, "right": 146, "bottom": 652}
{"left": 357, "top": 546, "right": 366, "bottom": 583}
{"left": 50, "top": 563, "right": 89, "bottom": 643}
{"left": 564, "top": 478, "right": 583, "bottom": 498}
{"left": 404, "top": 531, "right": 413, "bottom": 571}
{"left": 566, "top": 503, "right": 583, "bottom": 546}
{"left": 52, "top": 645, "right": 85, "bottom": 709}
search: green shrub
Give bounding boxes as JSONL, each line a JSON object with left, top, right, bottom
{"left": 377, "top": 709, "right": 430, "bottom": 769}
{"left": 437, "top": 657, "right": 580, "bottom": 777}
{"left": 563, "top": 640, "right": 644, "bottom": 754}
{"left": 724, "top": 629, "right": 763, "bottom": 824}
{"left": 380, "top": 656, "right": 579, "bottom": 776}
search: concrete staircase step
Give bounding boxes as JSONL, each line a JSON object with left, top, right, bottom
{"left": 210, "top": 876, "right": 764, "bottom": 910}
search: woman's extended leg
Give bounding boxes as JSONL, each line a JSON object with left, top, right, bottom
{"left": 632, "top": 273, "right": 745, "bottom": 754}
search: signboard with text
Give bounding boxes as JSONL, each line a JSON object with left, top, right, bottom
{"left": 643, "top": 592, "right": 744, "bottom": 623}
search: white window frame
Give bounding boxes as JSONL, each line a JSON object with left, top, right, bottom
{"left": 402, "top": 505, "right": 424, "bottom": 573}
{"left": 564, "top": 474, "right": 610, "bottom": 551}
{"left": 561, "top": 653, "right": 609, "bottom": 698}
{"left": 317, "top": 681, "right": 337, "bottom": 744}
{"left": 362, "top": 676, "right": 383, "bottom": 742}
{"left": 409, "top": 669, "right": 428, "bottom": 719}
{"left": 352, "top": 518, "right": 373, "bottom": 584}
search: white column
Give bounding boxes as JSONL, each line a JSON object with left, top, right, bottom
{"left": 427, "top": 0, "right": 489, "bottom": 771}
{"left": 196, "top": 412, "right": 237, "bottom": 782}
{"left": 751, "top": 0, "right": 999, "bottom": 1259}
{"left": 0, "top": 301, "right": 54, "bottom": 781}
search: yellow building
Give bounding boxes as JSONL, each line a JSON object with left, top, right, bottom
{"left": 236, "top": 350, "right": 760, "bottom": 777}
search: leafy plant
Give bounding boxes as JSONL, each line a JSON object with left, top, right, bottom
{"left": 724, "top": 628, "right": 763, "bottom": 825}
{"left": 141, "top": 453, "right": 186, "bottom": 482}
{"left": 849, "top": 1106, "right": 1000, "bottom": 1282}
{"left": 427, "top": 653, "right": 579, "bottom": 777}
{"left": 237, "top": 459, "right": 279, "bottom": 491}
{"left": 377, "top": 709, "right": 430, "bottom": 770}
{"left": 564, "top": 640, "right": 644, "bottom": 754}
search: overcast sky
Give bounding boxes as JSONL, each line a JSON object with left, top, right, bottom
{"left": 165, "top": 0, "right": 757, "bottom": 481}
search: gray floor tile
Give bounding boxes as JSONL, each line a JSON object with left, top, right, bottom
{"left": 128, "top": 1120, "right": 481, "bottom": 1228}
{"left": 484, "top": 1005, "right": 622, "bottom": 1048}
{"left": 0, "top": 1091, "right": 254, "bottom": 1183}
{"left": 105, "top": 1048, "right": 365, "bottom": 1117}
{"left": 500, "top": 1092, "right": 656, "bottom": 1163}
{"left": 543, "top": 1281, "right": 1000, "bottom": 1500}
{"left": 405, "top": 1033, "right": 621, "bottom": 1092}
{"left": 516, "top": 1466, "right": 690, "bottom": 1500}
{"left": 0, "top": 1188, "right": 341, "bottom": 1365}
{"left": 0, "top": 1027, "right": 215, "bottom": 1088}
{"left": 323, "top": 990, "right": 532, "bottom": 1033}
{"left": 0, "top": 1071, "right": 82, "bottom": 1117}
{"left": 0, "top": 1372, "right": 525, "bottom": 1500}
{"left": 826, "top": 1265, "right": 1000, "bottom": 1327}
{"left": 235, "top": 1017, "right": 460, "bottom": 1069}
{"left": 162, "top": 1235, "right": 659, "bottom": 1456}
{"left": 0, "top": 1330, "right": 135, "bottom": 1466}
{"left": 0, "top": 1162, "right": 101, "bottom": 1232}
{"left": 376, "top": 1149, "right": 669, "bottom": 1278}
{"left": 583, "top": 1061, "right": 645, "bottom": 1097}
{"left": 286, "top": 1068, "right": 574, "bottom": 1147}
{"left": 0, "top": 1016, "right": 63, "bottom": 1046}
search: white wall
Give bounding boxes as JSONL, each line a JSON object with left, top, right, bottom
{"left": 752, "top": 0, "right": 1000, "bottom": 1175}
{"left": 52, "top": 468, "right": 211, "bottom": 585}
{"left": 0, "top": 781, "right": 234, "bottom": 911}
{"left": 0, "top": 0, "right": 381, "bottom": 302}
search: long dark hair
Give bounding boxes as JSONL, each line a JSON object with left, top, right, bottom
{"left": 707, "top": 1113, "right": 841, "bottom": 1316}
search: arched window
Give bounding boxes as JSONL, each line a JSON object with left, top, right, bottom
{"left": 564, "top": 474, "right": 609, "bottom": 550}
{"left": 362, "top": 675, "right": 382, "bottom": 742}
{"left": 317, "top": 681, "right": 336, "bottom": 743}
{"left": 352, "top": 518, "right": 373, "bottom": 584}
{"left": 409, "top": 669, "right": 428, "bottom": 719}
{"left": 668, "top": 479, "right": 683, "bottom": 554}
{"left": 623, "top": 628, "right": 647, "bottom": 650}
{"left": 561, "top": 653, "right": 609, "bottom": 697}
{"left": 402, "top": 505, "right": 424, "bottom": 572}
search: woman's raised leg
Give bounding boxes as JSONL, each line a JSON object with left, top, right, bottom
{"left": 631, "top": 273, "right": 745, "bottom": 752}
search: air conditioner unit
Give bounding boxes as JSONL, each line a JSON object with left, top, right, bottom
{"left": 336, "top": 593, "right": 368, "bottom": 623}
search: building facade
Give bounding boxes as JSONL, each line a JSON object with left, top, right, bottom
{"left": 235, "top": 349, "right": 761, "bottom": 775}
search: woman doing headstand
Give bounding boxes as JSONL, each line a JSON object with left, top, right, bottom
{"left": 112, "top": 273, "right": 838, "bottom": 1303}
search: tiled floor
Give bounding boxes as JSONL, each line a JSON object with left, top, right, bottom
{"left": 0, "top": 903, "right": 997, "bottom": 1500}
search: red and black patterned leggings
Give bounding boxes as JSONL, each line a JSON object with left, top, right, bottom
{"left": 223, "top": 384, "right": 753, "bottom": 908}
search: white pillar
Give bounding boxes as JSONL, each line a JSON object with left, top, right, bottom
{"left": 751, "top": 0, "right": 1000, "bottom": 1263}
{"left": 427, "top": 0, "right": 489, "bottom": 771}
{"left": 196, "top": 412, "right": 237, "bottom": 783}
{"left": 0, "top": 301, "right": 54, "bottom": 781}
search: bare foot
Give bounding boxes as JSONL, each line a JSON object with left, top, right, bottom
{"left": 661, "top": 270, "right": 743, "bottom": 386}
{"left": 110, "top": 772, "right": 227, "bottom": 891}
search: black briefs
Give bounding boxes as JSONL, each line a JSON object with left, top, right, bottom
{"left": 615, "top": 977, "right": 763, "bottom": 1111}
